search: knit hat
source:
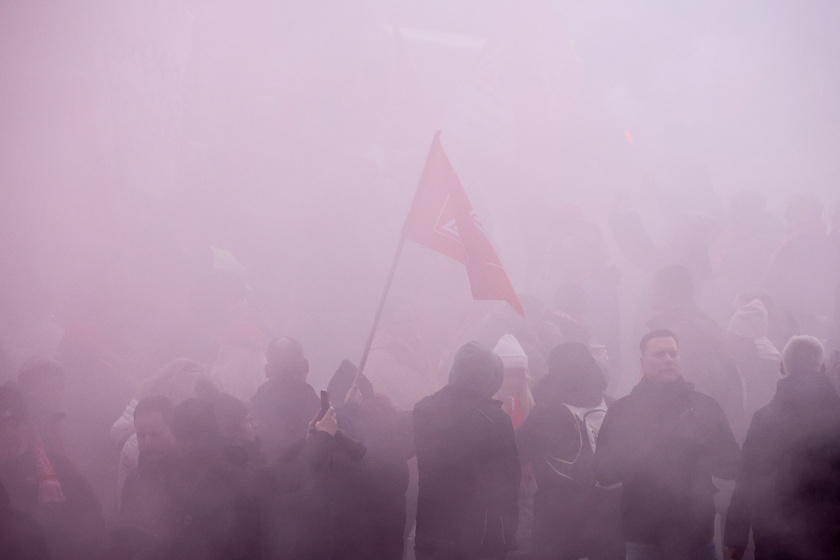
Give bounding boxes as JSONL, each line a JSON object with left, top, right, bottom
{"left": 493, "top": 334, "right": 528, "bottom": 369}
{"left": 729, "top": 299, "right": 768, "bottom": 340}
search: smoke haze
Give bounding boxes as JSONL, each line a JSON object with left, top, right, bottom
{"left": 1, "top": 0, "right": 838, "bottom": 389}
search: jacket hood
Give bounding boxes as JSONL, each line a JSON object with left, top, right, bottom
{"left": 448, "top": 341, "right": 504, "bottom": 398}
{"left": 534, "top": 341, "right": 606, "bottom": 408}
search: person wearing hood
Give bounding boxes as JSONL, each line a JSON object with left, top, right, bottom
{"left": 724, "top": 336, "right": 840, "bottom": 560}
{"left": 413, "top": 342, "right": 521, "bottom": 560}
{"left": 516, "top": 342, "right": 622, "bottom": 560}
{"left": 593, "top": 329, "right": 740, "bottom": 560}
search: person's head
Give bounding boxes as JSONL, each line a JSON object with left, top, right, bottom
{"left": 448, "top": 342, "right": 504, "bottom": 398}
{"left": 538, "top": 341, "right": 606, "bottom": 408}
{"left": 134, "top": 395, "right": 179, "bottom": 464}
{"left": 171, "top": 398, "right": 221, "bottom": 452}
{"left": 265, "top": 337, "right": 309, "bottom": 381}
{"left": 142, "top": 359, "right": 210, "bottom": 404}
{"left": 0, "top": 386, "right": 30, "bottom": 461}
{"left": 17, "top": 357, "right": 65, "bottom": 414}
{"left": 211, "top": 392, "right": 256, "bottom": 443}
{"left": 640, "top": 329, "right": 681, "bottom": 382}
{"left": 780, "top": 336, "right": 825, "bottom": 377}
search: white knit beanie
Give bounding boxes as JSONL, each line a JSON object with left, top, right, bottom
{"left": 493, "top": 334, "right": 528, "bottom": 369}
{"left": 729, "top": 299, "right": 768, "bottom": 340}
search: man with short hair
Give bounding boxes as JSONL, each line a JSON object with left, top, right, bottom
{"left": 594, "top": 329, "right": 740, "bottom": 560}
{"left": 724, "top": 336, "right": 840, "bottom": 560}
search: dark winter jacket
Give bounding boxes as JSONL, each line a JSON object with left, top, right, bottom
{"left": 593, "top": 376, "right": 739, "bottom": 554}
{"left": 0, "top": 480, "right": 49, "bottom": 560}
{"left": 517, "top": 398, "right": 623, "bottom": 560}
{"left": 413, "top": 385, "right": 521, "bottom": 559}
{"left": 518, "top": 341, "right": 622, "bottom": 559}
{"left": 648, "top": 305, "right": 746, "bottom": 433}
{"left": 0, "top": 451, "right": 105, "bottom": 560}
{"left": 166, "top": 437, "right": 264, "bottom": 560}
{"left": 330, "top": 402, "right": 414, "bottom": 560}
{"left": 724, "top": 371, "right": 840, "bottom": 560}
{"left": 249, "top": 377, "right": 320, "bottom": 462}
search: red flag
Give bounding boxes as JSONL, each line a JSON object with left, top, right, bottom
{"left": 403, "top": 132, "right": 524, "bottom": 316}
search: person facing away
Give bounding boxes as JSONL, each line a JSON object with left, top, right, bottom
{"left": 724, "top": 336, "right": 840, "bottom": 560}
{"left": 249, "top": 337, "right": 320, "bottom": 463}
{"left": 516, "top": 341, "right": 622, "bottom": 560}
{"left": 413, "top": 341, "right": 521, "bottom": 560}
{"left": 593, "top": 329, "right": 740, "bottom": 560}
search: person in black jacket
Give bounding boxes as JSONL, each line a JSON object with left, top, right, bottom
{"left": 326, "top": 360, "right": 414, "bottom": 560}
{"left": 413, "top": 342, "right": 521, "bottom": 560}
{"left": 517, "top": 342, "right": 622, "bottom": 560}
{"left": 593, "top": 329, "right": 740, "bottom": 560}
{"left": 724, "top": 336, "right": 840, "bottom": 560}
{"left": 0, "top": 385, "right": 105, "bottom": 560}
{"left": 0, "top": 475, "right": 49, "bottom": 560}
{"left": 249, "top": 337, "right": 320, "bottom": 463}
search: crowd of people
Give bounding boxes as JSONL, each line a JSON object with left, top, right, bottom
{"left": 1, "top": 190, "right": 839, "bottom": 560}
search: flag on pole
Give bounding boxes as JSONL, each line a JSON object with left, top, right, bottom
{"left": 402, "top": 131, "right": 524, "bottom": 316}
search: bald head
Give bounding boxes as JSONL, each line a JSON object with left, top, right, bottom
{"left": 781, "top": 336, "right": 825, "bottom": 377}
{"left": 265, "top": 337, "right": 309, "bottom": 381}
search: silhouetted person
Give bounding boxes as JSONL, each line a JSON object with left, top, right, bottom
{"left": 724, "top": 336, "right": 840, "bottom": 560}
{"left": 0, "top": 385, "right": 105, "bottom": 560}
{"left": 517, "top": 342, "right": 622, "bottom": 560}
{"left": 249, "top": 337, "right": 320, "bottom": 462}
{"left": 327, "top": 360, "right": 413, "bottom": 560}
{"left": 594, "top": 330, "right": 740, "bottom": 560}
{"left": 250, "top": 338, "right": 352, "bottom": 560}
{"left": 113, "top": 395, "right": 181, "bottom": 560}
{"left": 112, "top": 359, "right": 213, "bottom": 505}
{"left": 211, "top": 392, "right": 265, "bottom": 466}
{"left": 413, "top": 342, "right": 520, "bottom": 560}
{"left": 17, "top": 357, "right": 66, "bottom": 455}
{"left": 166, "top": 398, "right": 263, "bottom": 560}
{"left": 0, "top": 479, "right": 50, "bottom": 560}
